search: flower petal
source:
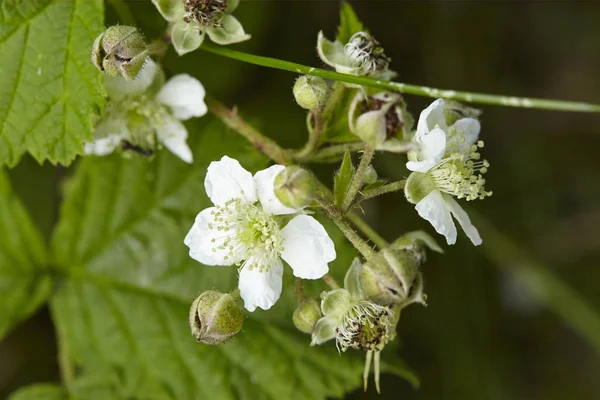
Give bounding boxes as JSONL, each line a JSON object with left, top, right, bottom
{"left": 151, "top": 0, "right": 185, "bottom": 22}
{"left": 453, "top": 118, "right": 481, "bottom": 153}
{"left": 84, "top": 134, "right": 123, "bottom": 156}
{"left": 316, "top": 31, "right": 347, "bottom": 68}
{"left": 206, "top": 15, "right": 251, "bottom": 45}
{"left": 354, "top": 108, "right": 388, "bottom": 147}
{"left": 416, "top": 98, "right": 447, "bottom": 136}
{"left": 105, "top": 58, "right": 158, "bottom": 99}
{"left": 171, "top": 21, "right": 205, "bottom": 56}
{"left": 415, "top": 190, "right": 457, "bottom": 245}
{"left": 155, "top": 117, "right": 193, "bottom": 163}
{"left": 311, "top": 317, "right": 337, "bottom": 346}
{"left": 280, "top": 215, "right": 336, "bottom": 279}
{"left": 238, "top": 260, "right": 283, "bottom": 312}
{"left": 406, "top": 127, "right": 447, "bottom": 172}
{"left": 443, "top": 194, "right": 482, "bottom": 246}
{"left": 184, "top": 207, "right": 240, "bottom": 266}
{"left": 85, "top": 118, "right": 129, "bottom": 156}
{"left": 254, "top": 165, "right": 298, "bottom": 215}
{"left": 205, "top": 156, "right": 257, "bottom": 205}
{"left": 156, "top": 74, "right": 207, "bottom": 121}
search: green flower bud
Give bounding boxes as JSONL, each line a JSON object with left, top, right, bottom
{"left": 293, "top": 76, "right": 330, "bottom": 111}
{"left": 363, "top": 165, "right": 378, "bottom": 184}
{"left": 404, "top": 171, "right": 435, "bottom": 204}
{"left": 361, "top": 249, "right": 425, "bottom": 307}
{"left": 189, "top": 290, "right": 244, "bottom": 345}
{"left": 293, "top": 298, "right": 322, "bottom": 334}
{"left": 274, "top": 166, "right": 315, "bottom": 209}
{"left": 91, "top": 25, "right": 149, "bottom": 80}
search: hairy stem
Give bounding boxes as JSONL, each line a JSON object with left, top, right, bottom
{"left": 200, "top": 43, "right": 600, "bottom": 113}
{"left": 342, "top": 146, "right": 375, "bottom": 212}
{"left": 294, "top": 278, "right": 305, "bottom": 302}
{"left": 295, "top": 111, "right": 324, "bottom": 159}
{"left": 322, "top": 274, "right": 341, "bottom": 289}
{"left": 361, "top": 180, "right": 406, "bottom": 200}
{"left": 299, "top": 142, "right": 365, "bottom": 163}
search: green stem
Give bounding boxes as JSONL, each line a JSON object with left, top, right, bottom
{"left": 205, "top": 97, "right": 291, "bottom": 165}
{"left": 298, "top": 142, "right": 365, "bottom": 164}
{"left": 322, "top": 274, "right": 341, "bottom": 289}
{"left": 294, "top": 278, "right": 305, "bottom": 302}
{"left": 295, "top": 111, "right": 323, "bottom": 159}
{"left": 200, "top": 43, "right": 600, "bottom": 113}
{"left": 342, "top": 146, "right": 375, "bottom": 212}
{"left": 361, "top": 180, "right": 406, "bottom": 200}
{"left": 317, "top": 196, "right": 375, "bottom": 259}
{"left": 346, "top": 211, "right": 388, "bottom": 248}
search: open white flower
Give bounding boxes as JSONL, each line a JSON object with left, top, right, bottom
{"left": 317, "top": 31, "right": 395, "bottom": 79}
{"left": 404, "top": 99, "right": 491, "bottom": 246}
{"left": 85, "top": 59, "right": 206, "bottom": 163}
{"left": 184, "top": 156, "right": 336, "bottom": 312}
{"left": 152, "top": 0, "right": 250, "bottom": 55}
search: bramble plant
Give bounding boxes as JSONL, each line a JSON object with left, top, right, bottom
{"left": 2, "top": 1, "right": 600, "bottom": 399}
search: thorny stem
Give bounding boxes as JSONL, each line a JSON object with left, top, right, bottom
{"left": 318, "top": 195, "right": 375, "bottom": 259}
{"left": 200, "top": 43, "right": 600, "bottom": 113}
{"left": 342, "top": 146, "right": 375, "bottom": 212}
{"left": 322, "top": 274, "right": 341, "bottom": 289}
{"left": 361, "top": 180, "right": 406, "bottom": 201}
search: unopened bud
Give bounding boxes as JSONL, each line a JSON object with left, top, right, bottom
{"left": 404, "top": 171, "right": 435, "bottom": 205}
{"left": 364, "top": 165, "right": 378, "bottom": 184}
{"left": 293, "top": 76, "right": 329, "bottom": 111}
{"left": 293, "top": 298, "right": 322, "bottom": 334}
{"left": 274, "top": 166, "right": 315, "bottom": 209}
{"left": 189, "top": 290, "right": 244, "bottom": 345}
{"left": 92, "top": 25, "right": 148, "bottom": 80}
{"left": 361, "top": 249, "right": 423, "bottom": 307}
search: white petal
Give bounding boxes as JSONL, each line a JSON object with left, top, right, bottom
{"left": 406, "top": 127, "right": 447, "bottom": 172}
{"left": 155, "top": 117, "right": 193, "bottom": 163}
{"left": 317, "top": 31, "right": 347, "bottom": 68}
{"left": 151, "top": 0, "right": 185, "bottom": 22}
{"left": 184, "top": 207, "right": 240, "bottom": 266}
{"left": 206, "top": 15, "right": 251, "bottom": 45}
{"left": 84, "top": 134, "right": 123, "bottom": 156}
{"left": 254, "top": 165, "right": 298, "bottom": 215}
{"left": 171, "top": 21, "right": 205, "bottom": 56}
{"left": 444, "top": 194, "right": 482, "bottom": 246}
{"left": 416, "top": 98, "right": 447, "bottom": 136}
{"left": 105, "top": 59, "right": 158, "bottom": 99}
{"left": 415, "top": 190, "right": 457, "bottom": 245}
{"left": 238, "top": 260, "right": 283, "bottom": 312}
{"left": 280, "top": 215, "right": 336, "bottom": 279}
{"left": 85, "top": 118, "right": 128, "bottom": 156}
{"left": 156, "top": 74, "right": 207, "bottom": 121}
{"left": 204, "top": 156, "right": 257, "bottom": 206}
{"left": 453, "top": 118, "right": 481, "bottom": 153}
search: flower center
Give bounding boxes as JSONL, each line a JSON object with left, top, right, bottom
{"left": 344, "top": 32, "right": 390, "bottom": 76}
{"left": 183, "top": 0, "right": 227, "bottom": 27}
{"left": 208, "top": 198, "right": 284, "bottom": 272}
{"left": 335, "top": 301, "right": 393, "bottom": 352}
{"left": 428, "top": 139, "right": 492, "bottom": 201}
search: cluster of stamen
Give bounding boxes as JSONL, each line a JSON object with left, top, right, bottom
{"left": 183, "top": 0, "right": 227, "bottom": 27}
{"left": 335, "top": 301, "right": 393, "bottom": 352}
{"left": 344, "top": 32, "right": 390, "bottom": 76}
{"left": 428, "top": 132, "right": 492, "bottom": 201}
{"left": 208, "top": 198, "right": 284, "bottom": 272}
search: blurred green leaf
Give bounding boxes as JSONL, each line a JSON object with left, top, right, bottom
{"left": 334, "top": 151, "right": 355, "bottom": 207}
{"left": 9, "top": 384, "right": 67, "bottom": 400}
{"left": 0, "top": 0, "right": 105, "bottom": 167}
{"left": 336, "top": 2, "right": 365, "bottom": 44}
{"left": 0, "top": 171, "right": 50, "bottom": 339}
{"left": 48, "top": 118, "right": 375, "bottom": 399}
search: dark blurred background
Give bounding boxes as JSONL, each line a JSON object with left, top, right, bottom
{"left": 2, "top": 1, "right": 600, "bottom": 399}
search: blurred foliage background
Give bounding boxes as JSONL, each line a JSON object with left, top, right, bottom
{"left": 2, "top": 1, "right": 600, "bottom": 399}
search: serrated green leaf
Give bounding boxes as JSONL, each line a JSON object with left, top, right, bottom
{"left": 48, "top": 118, "right": 375, "bottom": 399}
{"left": 9, "top": 384, "right": 67, "bottom": 400}
{"left": 336, "top": 2, "right": 365, "bottom": 44}
{"left": 333, "top": 151, "right": 355, "bottom": 207}
{"left": 0, "top": 0, "right": 105, "bottom": 167}
{"left": 0, "top": 171, "right": 50, "bottom": 339}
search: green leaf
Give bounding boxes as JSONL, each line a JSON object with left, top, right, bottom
{"left": 9, "top": 384, "right": 67, "bottom": 400}
{"left": 0, "top": 0, "right": 105, "bottom": 167}
{"left": 320, "top": 84, "right": 360, "bottom": 144}
{"left": 336, "top": 2, "right": 365, "bottom": 44}
{"left": 48, "top": 118, "right": 377, "bottom": 399}
{"left": 333, "top": 151, "right": 355, "bottom": 207}
{"left": 0, "top": 171, "right": 50, "bottom": 339}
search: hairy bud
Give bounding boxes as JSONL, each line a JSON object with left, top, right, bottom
{"left": 404, "top": 171, "right": 435, "bottom": 205}
{"left": 189, "top": 290, "right": 244, "bottom": 345}
{"left": 363, "top": 165, "right": 378, "bottom": 185}
{"left": 92, "top": 25, "right": 148, "bottom": 80}
{"left": 274, "top": 166, "right": 315, "bottom": 209}
{"left": 293, "top": 298, "right": 322, "bottom": 334}
{"left": 293, "top": 76, "right": 330, "bottom": 111}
